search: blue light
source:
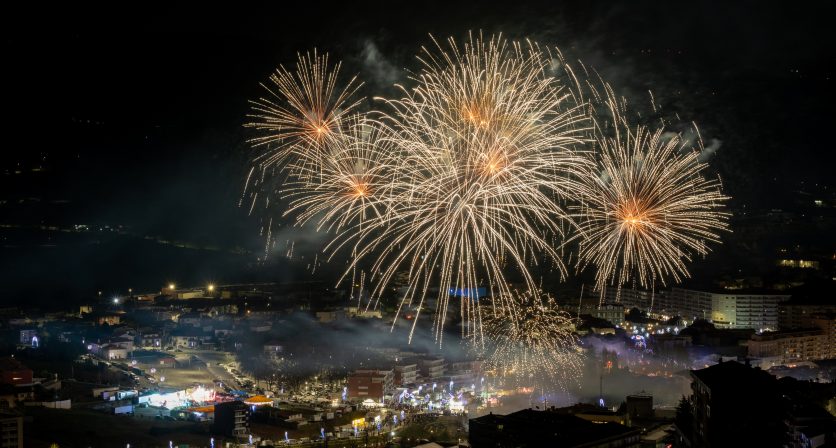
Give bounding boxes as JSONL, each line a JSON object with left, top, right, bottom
{"left": 448, "top": 287, "right": 486, "bottom": 298}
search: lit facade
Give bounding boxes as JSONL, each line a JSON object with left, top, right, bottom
{"left": 659, "top": 288, "right": 788, "bottom": 330}
{"left": 393, "top": 363, "right": 418, "bottom": 386}
{"left": 347, "top": 369, "right": 393, "bottom": 401}
{"left": 748, "top": 329, "right": 828, "bottom": 368}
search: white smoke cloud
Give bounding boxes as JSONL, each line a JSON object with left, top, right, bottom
{"left": 360, "top": 40, "right": 400, "bottom": 88}
{"left": 698, "top": 138, "right": 722, "bottom": 162}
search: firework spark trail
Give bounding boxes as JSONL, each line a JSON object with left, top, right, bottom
{"left": 276, "top": 116, "right": 401, "bottom": 312}
{"left": 243, "top": 32, "right": 730, "bottom": 348}
{"left": 575, "top": 88, "right": 730, "bottom": 301}
{"left": 480, "top": 290, "right": 583, "bottom": 393}
{"left": 243, "top": 51, "right": 365, "bottom": 259}
{"left": 246, "top": 50, "right": 363, "bottom": 168}
{"left": 281, "top": 117, "right": 399, "bottom": 233}
{"left": 327, "top": 33, "right": 593, "bottom": 344}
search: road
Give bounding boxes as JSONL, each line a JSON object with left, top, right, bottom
{"left": 180, "top": 349, "right": 240, "bottom": 389}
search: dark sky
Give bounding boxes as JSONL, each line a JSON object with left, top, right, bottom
{"left": 1, "top": 1, "right": 834, "bottom": 306}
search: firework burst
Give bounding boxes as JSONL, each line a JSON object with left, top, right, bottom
{"left": 242, "top": 32, "right": 731, "bottom": 346}
{"left": 576, "top": 92, "right": 730, "bottom": 297}
{"left": 243, "top": 50, "right": 365, "bottom": 259}
{"left": 332, "top": 33, "right": 592, "bottom": 344}
{"left": 481, "top": 290, "right": 582, "bottom": 392}
{"left": 246, "top": 50, "right": 363, "bottom": 172}
{"left": 282, "top": 116, "right": 398, "bottom": 233}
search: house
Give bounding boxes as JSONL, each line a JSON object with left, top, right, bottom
{"left": 171, "top": 335, "right": 199, "bottom": 349}
{"left": 110, "top": 335, "right": 135, "bottom": 352}
{"left": 169, "top": 327, "right": 207, "bottom": 349}
{"left": 101, "top": 344, "right": 128, "bottom": 360}
{"left": 138, "top": 331, "right": 163, "bottom": 349}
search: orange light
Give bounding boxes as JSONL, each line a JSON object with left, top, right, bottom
{"left": 618, "top": 200, "right": 650, "bottom": 230}
{"left": 350, "top": 182, "right": 369, "bottom": 198}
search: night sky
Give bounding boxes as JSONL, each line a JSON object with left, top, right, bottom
{"left": 2, "top": 1, "right": 834, "bottom": 307}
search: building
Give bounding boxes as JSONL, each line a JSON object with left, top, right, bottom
{"left": 675, "top": 361, "right": 836, "bottom": 448}
{"left": 748, "top": 329, "right": 829, "bottom": 368}
{"left": 650, "top": 334, "right": 691, "bottom": 352}
{"left": 659, "top": 288, "right": 789, "bottom": 330}
{"left": 469, "top": 409, "right": 641, "bottom": 447}
{"left": 551, "top": 403, "right": 626, "bottom": 425}
{"left": 625, "top": 393, "right": 654, "bottom": 420}
{"left": 786, "top": 405, "right": 835, "bottom": 448}
{"left": 109, "top": 335, "right": 135, "bottom": 352}
{"left": 684, "top": 361, "right": 788, "bottom": 447}
{"left": 393, "top": 363, "right": 418, "bottom": 387}
{"left": 603, "top": 286, "right": 655, "bottom": 312}
{"left": 777, "top": 259, "right": 820, "bottom": 269}
{"left": 138, "top": 331, "right": 163, "bottom": 349}
{"left": 811, "top": 313, "right": 836, "bottom": 359}
{"left": 0, "top": 413, "right": 22, "bottom": 448}
{"left": 171, "top": 334, "right": 200, "bottom": 349}
{"left": 417, "top": 357, "right": 445, "bottom": 381}
{"left": 213, "top": 400, "right": 250, "bottom": 439}
{"left": 780, "top": 302, "right": 836, "bottom": 330}
{"left": 100, "top": 344, "right": 128, "bottom": 360}
{"left": 17, "top": 330, "right": 37, "bottom": 348}
{"left": 579, "top": 302, "right": 625, "bottom": 325}
{"left": 0, "top": 359, "right": 32, "bottom": 387}
{"left": 443, "top": 359, "right": 484, "bottom": 390}
{"left": 656, "top": 288, "right": 712, "bottom": 321}
{"left": 346, "top": 369, "right": 393, "bottom": 401}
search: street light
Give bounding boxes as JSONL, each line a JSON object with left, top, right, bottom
{"left": 207, "top": 284, "right": 215, "bottom": 292}
{"left": 169, "top": 283, "right": 176, "bottom": 290}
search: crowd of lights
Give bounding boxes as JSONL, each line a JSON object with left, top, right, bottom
{"left": 140, "top": 386, "right": 216, "bottom": 410}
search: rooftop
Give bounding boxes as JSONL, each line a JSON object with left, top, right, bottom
{"left": 691, "top": 360, "right": 775, "bottom": 391}
{"left": 471, "top": 408, "right": 640, "bottom": 446}
{"left": 751, "top": 329, "right": 824, "bottom": 340}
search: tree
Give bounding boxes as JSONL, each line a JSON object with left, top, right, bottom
{"left": 674, "top": 395, "right": 693, "bottom": 442}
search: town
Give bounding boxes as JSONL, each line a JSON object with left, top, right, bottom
{"left": 3, "top": 2, "right": 834, "bottom": 447}
{"left": 1, "top": 274, "right": 835, "bottom": 447}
